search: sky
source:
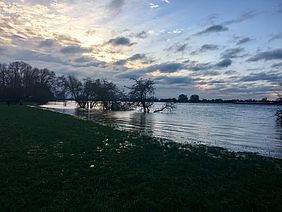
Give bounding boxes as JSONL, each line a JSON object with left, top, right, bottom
{"left": 0, "top": 0, "right": 282, "bottom": 99}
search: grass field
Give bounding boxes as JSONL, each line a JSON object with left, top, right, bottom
{"left": 0, "top": 105, "right": 282, "bottom": 211}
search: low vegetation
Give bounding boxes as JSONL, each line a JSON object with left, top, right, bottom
{"left": 0, "top": 105, "right": 282, "bottom": 211}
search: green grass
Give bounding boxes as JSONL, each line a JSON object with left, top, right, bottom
{"left": 0, "top": 105, "right": 282, "bottom": 211}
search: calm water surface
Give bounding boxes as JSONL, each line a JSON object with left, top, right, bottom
{"left": 41, "top": 101, "right": 282, "bottom": 158}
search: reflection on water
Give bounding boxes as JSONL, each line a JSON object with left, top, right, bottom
{"left": 41, "top": 101, "right": 282, "bottom": 158}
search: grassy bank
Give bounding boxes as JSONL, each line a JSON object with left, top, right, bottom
{"left": 0, "top": 105, "right": 282, "bottom": 211}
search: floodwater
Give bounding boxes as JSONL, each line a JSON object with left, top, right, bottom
{"left": 41, "top": 101, "right": 282, "bottom": 158}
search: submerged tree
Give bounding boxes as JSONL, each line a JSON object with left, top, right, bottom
{"left": 62, "top": 76, "right": 124, "bottom": 110}
{"left": 128, "top": 78, "right": 155, "bottom": 113}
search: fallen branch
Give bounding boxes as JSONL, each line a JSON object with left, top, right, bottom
{"left": 154, "top": 103, "right": 176, "bottom": 113}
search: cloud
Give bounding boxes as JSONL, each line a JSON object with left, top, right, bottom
{"left": 114, "top": 53, "right": 153, "bottom": 65}
{"left": 191, "top": 70, "right": 220, "bottom": 77}
{"left": 154, "top": 76, "right": 194, "bottom": 85}
{"left": 166, "top": 43, "right": 188, "bottom": 53}
{"left": 239, "top": 71, "right": 282, "bottom": 83}
{"left": 184, "top": 58, "right": 232, "bottom": 71}
{"left": 221, "top": 48, "right": 245, "bottom": 59}
{"left": 215, "top": 58, "right": 232, "bottom": 67}
{"left": 224, "top": 11, "right": 259, "bottom": 25}
{"left": 107, "top": 37, "right": 135, "bottom": 46}
{"left": 39, "top": 39, "right": 56, "bottom": 47}
{"left": 108, "top": 0, "right": 125, "bottom": 13}
{"left": 224, "top": 70, "right": 237, "bottom": 75}
{"left": 141, "top": 62, "right": 184, "bottom": 73}
{"left": 149, "top": 3, "right": 160, "bottom": 9}
{"left": 236, "top": 37, "right": 252, "bottom": 45}
{"left": 272, "top": 62, "right": 282, "bottom": 69}
{"left": 195, "top": 25, "right": 228, "bottom": 35}
{"left": 116, "top": 62, "right": 184, "bottom": 79}
{"left": 60, "top": 45, "right": 91, "bottom": 54}
{"left": 72, "top": 61, "right": 106, "bottom": 68}
{"left": 13, "top": 49, "right": 63, "bottom": 64}
{"left": 161, "top": 0, "right": 170, "bottom": 4}
{"left": 248, "top": 49, "right": 282, "bottom": 61}
{"left": 135, "top": 31, "right": 149, "bottom": 39}
{"left": 268, "top": 33, "right": 282, "bottom": 42}
{"left": 199, "top": 44, "right": 219, "bottom": 52}
{"left": 74, "top": 56, "right": 93, "bottom": 63}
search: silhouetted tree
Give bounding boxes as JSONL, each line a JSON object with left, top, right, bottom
{"left": 94, "top": 79, "right": 123, "bottom": 111}
{"left": 128, "top": 78, "right": 155, "bottom": 113}
{"left": 0, "top": 61, "right": 56, "bottom": 104}
{"left": 190, "top": 94, "right": 200, "bottom": 102}
{"left": 62, "top": 76, "right": 88, "bottom": 108}
{"left": 178, "top": 94, "right": 188, "bottom": 102}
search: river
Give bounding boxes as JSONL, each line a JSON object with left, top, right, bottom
{"left": 41, "top": 101, "right": 282, "bottom": 158}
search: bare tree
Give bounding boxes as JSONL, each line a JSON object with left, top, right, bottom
{"left": 128, "top": 78, "right": 155, "bottom": 113}
{"left": 62, "top": 76, "right": 88, "bottom": 108}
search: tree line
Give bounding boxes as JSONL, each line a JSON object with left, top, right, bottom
{"left": 0, "top": 61, "right": 173, "bottom": 113}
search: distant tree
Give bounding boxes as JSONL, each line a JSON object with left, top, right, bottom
{"left": 178, "top": 94, "right": 188, "bottom": 102}
{"left": 94, "top": 79, "right": 123, "bottom": 111}
{"left": 261, "top": 97, "right": 268, "bottom": 102}
{"left": 52, "top": 76, "right": 68, "bottom": 102}
{"left": 190, "top": 94, "right": 200, "bottom": 102}
{"left": 0, "top": 63, "right": 8, "bottom": 101}
{"left": 128, "top": 78, "right": 155, "bottom": 113}
{"left": 0, "top": 61, "right": 56, "bottom": 104}
{"left": 275, "top": 84, "right": 282, "bottom": 121}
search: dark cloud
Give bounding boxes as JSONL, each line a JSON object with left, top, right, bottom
{"left": 272, "top": 62, "right": 282, "bottom": 69}
{"left": 176, "top": 44, "right": 188, "bottom": 52}
{"left": 195, "top": 25, "right": 228, "bottom": 35}
{"left": 72, "top": 61, "right": 106, "bottom": 68}
{"left": 135, "top": 31, "right": 149, "bottom": 39}
{"left": 191, "top": 70, "right": 220, "bottom": 77}
{"left": 108, "top": 0, "right": 125, "bottom": 13}
{"left": 236, "top": 37, "right": 252, "bottom": 45}
{"left": 224, "top": 11, "right": 259, "bottom": 25}
{"left": 199, "top": 44, "right": 219, "bottom": 52}
{"left": 114, "top": 59, "right": 127, "bottom": 66}
{"left": 13, "top": 49, "right": 63, "bottom": 64}
{"left": 268, "top": 33, "right": 282, "bottom": 42}
{"left": 166, "top": 43, "right": 188, "bottom": 53}
{"left": 221, "top": 48, "right": 245, "bottom": 59}
{"left": 55, "top": 34, "right": 80, "bottom": 45}
{"left": 248, "top": 49, "right": 282, "bottom": 61}
{"left": 224, "top": 70, "right": 237, "bottom": 75}
{"left": 239, "top": 71, "right": 282, "bottom": 83}
{"left": 154, "top": 76, "right": 194, "bottom": 85}
{"left": 215, "top": 58, "right": 232, "bottom": 67}
{"left": 153, "top": 63, "right": 184, "bottom": 73}
{"left": 107, "top": 37, "right": 135, "bottom": 46}
{"left": 74, "top": 56, "right": 92, "bottom": 63}
{"left": 114, "top": 54, "right": 153, "bottom": 65}
{"left": 60, "top": 45, "right": 91, "bottom": 54}
{"left": 184, "top": 60, "right": 211, "bottom": 71}
{"left": 39, "top": 39, "right": 56, "bottom": 47}
{"left": 129, "top": 54, "right": 146, "bottom": 61}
